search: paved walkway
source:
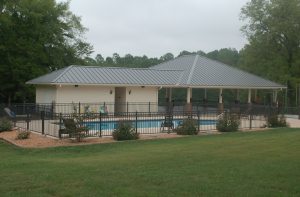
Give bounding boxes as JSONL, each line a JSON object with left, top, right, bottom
{"left": 286, "top": 118, "right": 300, "bottom": 128}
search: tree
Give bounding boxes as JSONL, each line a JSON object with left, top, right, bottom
{"left": 239, "top": 0, "right": 300, "bottom": 106}
{"left": 160, "top": 53, "right": 174, "bottom": 62}
{"left": 95, "top": 54, "right": 105, "bottom": 65}
{"left": 0, "top": 0, "right": 93, "bottom": 103}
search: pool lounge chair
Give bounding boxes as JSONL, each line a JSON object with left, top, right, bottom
{"left": 4, "top": 108, "right": 31, "bottom": 121}
{"left": 160, "top": 115, "right": 174, "bottom": 132}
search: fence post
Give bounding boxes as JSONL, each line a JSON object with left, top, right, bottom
{"left": 27, "top": 112, "right": 29, "bottom": 130}
{"left": 198, "top": 110, "right": 200, "bottom": 132}
{"left": 78, "top": 102, "right": 81, "bottom": 116}
{"left": 13, "top": 112, "right": 16, "bottom": 127}
{"left": 99, "top": 112, "right": 102, "bottom": 137}
{"left": 168, "top": 110, "right": 171, "bottom": 134}
{"left": 298, "top": 107, "right": 300, "bottom": 120}
{"left": 250, "top": 114, "right": 252, "bottom": 129}
{"left": 127, "top": 102, "right": 129, "bottom": 118}
{"left": 41, "top": 111, "right": 45, "bottom": 135}
{"left": 149, "top": 102, "right": 150, "bottom": 114}
{"left": 136, "top": 110, "right": 138, "bottom": 134}
{"left": 59, "top": 112, "right": 62, "bottom": 139}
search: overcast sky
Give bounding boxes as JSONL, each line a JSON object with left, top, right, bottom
{"left": 58, "top": 0, "right": 250, "bottom": 59}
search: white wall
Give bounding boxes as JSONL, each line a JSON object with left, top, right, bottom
{"left": 36, "top": 85, "right": 57, "bottom": 104}
{"left": 126, "top": 86, "right": 158, "bottom": 112}
{"left": 57, "top": 85, "right": 115, "bottom": 113}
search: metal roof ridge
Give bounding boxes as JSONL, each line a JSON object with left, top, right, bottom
{"left": 52, "top": 65, "right": 74, "bottom": 83}
{"left": 149, "top": 55, "right": 196, "bottom": 69}
{"left": 186, "top": 55, "right": 199, "bottom": 85}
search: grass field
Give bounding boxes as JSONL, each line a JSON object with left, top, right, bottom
{"left": 0, "top": 128, "right": 300, "bottom": 196}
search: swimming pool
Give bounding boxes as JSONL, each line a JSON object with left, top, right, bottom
{"left": 84, "top": 119, "right": 216, "bottom": 130}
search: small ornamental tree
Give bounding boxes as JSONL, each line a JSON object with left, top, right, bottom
{"left": 62, "top": 102, "right": 90, "bottom": 141}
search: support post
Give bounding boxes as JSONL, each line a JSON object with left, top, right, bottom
{"left": 218, "top": 88, "right": 223, "bottom": 112}
{"left": 169, "top": 88, "right": 172, "bottom": 102}
{"left": 168, "top": 110, "right": 171, "bottom": 134}
{"left": 248, "top": 89, "right": 251, "bottom": 104}
{"left": 149, "top": 102, "right": 150, "bottom": 114}
{"left": 254, "top": 89, "right": 257, "bottom": 104}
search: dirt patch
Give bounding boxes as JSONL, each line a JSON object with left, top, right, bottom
{"left": 0, "top": 128, "right": 270, "bottom": 148}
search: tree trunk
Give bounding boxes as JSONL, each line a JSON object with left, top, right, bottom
{"left": 8, "top": 90, "right": 11, "bottom": 105}
{"left": 287, "top": 80, "right": 293, "bottom": 107}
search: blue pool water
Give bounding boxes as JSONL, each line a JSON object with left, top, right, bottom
{"left": 84, "top": 119, "right": 216, "bottom": 130}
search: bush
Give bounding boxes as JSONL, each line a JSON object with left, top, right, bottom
{"left": 16, "top": 128, "right": 31, "bottom": 140}
{"left": 216, "top": 114, "right": 240, "bottom": 132}
{"left": 112, "top": 120, "right": 139, "bottom": 141}
{"left": 267, "top": 114, "right": 289, "bottom": 128}
{"left": 0, "top": 118, "right": 14, "bottom": 132}
{"left": 175, "top": 118, "right": 198, "bottom": 135}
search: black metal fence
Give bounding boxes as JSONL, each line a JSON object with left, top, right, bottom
{"left": 1, "top": 102, "right": 299, "bottom": 140}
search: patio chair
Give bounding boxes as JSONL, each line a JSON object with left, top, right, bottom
{"left": 160, "top": 115, "right": 174, "bottom": 132}
{"left": 4, "top": 108, "right": 31, "bottom": 121}
{"left": 100, "top": 106, "right": 108, "bottom": 115}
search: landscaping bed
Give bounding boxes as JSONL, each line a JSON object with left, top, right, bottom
{"left": 0, "top": 128, "right": 270, "bottom": 148}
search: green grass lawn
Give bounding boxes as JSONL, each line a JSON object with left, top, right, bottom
{"left": 0, "top": 128, "right": 300, "bottom": 197}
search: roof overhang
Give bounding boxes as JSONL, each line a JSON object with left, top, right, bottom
{"left": 26, "top": 82, "right": 286, "bottom": 89}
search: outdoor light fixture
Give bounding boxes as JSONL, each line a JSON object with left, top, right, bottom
{"left": 110, "top": 90, "right": 113, "bottom": 94}
{"left": 129, "top": 90, "right": 131, "bottom": 94}
{"left": 141, "top": 86, "right": 145, "bottom": 88}
{"left": 75, "top": 85, "right": 78, "bottom": 87}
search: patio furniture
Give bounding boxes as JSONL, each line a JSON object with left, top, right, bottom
{"left": 4, "top": 108, "right": 31, "bottom": 121}
{"left": 160, "top": 115, "right": 174, "bottom": 132}
{"left": 100, "top": 106, "right": 108, "bottom": 115}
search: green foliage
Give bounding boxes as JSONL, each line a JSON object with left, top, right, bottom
{"left": 0, "top": 118, "right": 13, "bottom": 132}
{"left": 239, "top": 0, "right": 300, "bottom": 106}
{"left": 112, "top": 120, "right": 139, "bottom": 141}
{"left": 62, "top": 102, "right": 90, "bottom": 141}
{"left": 267, "top": 114, "right": 289, "bottom": 128}
{"left": 216, "top": 114, "right": 241, "bottom": 132}
{"left": 175, "top": 118, "right": 198, "bottom": 135}
{"left": 0, "top": 0, "right": 93, "bottom": 103}
{"left": 15, "top": 128, "right": 31, "bottom": 140}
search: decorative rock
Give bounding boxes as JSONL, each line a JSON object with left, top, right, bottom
{"left": 150, "top": 135, "right": 157, "bottom": 137}
{"left": 206, "top": 132, "right": 214, "bottom": 135}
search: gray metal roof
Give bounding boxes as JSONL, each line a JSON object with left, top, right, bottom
{"left": 27, "top": 66, "right": 184, "bottom": 85}
{"left": 151, "top": 55, "right": 285, "bottom": 88}
{"left": 27, "top": 55, "right": 285, "bottom": 88}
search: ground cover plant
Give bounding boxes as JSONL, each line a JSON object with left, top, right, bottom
{"left": 112, "top": 119, "right": 139, "bottom": 141}
{"left": 216, "top": 114, "right": 241, "bottom": 132}
{"left": 15, "top": 128, "right": 31, "bottom": 140}
{"left": 0, "top": 118, "right": 13, "bottom": 132}
{"left": 0, "top": 128, "right": 300, "bottom": 196}
{"left": 267, "top": 114, "right": 289, "bottom": 128}
{"left": 175, "top": 118, "right": 198, "bottom": 135}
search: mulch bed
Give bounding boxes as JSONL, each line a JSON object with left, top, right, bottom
{"left": 0, "top": 128, "right": 269, "bottom": 148}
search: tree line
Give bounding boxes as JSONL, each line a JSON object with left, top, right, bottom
{"left": 1, "top": 0, "right": 300, "bottom": 106}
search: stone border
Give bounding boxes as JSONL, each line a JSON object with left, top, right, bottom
{"left": 0, "top": 137, "right": 28, "bottom": 148}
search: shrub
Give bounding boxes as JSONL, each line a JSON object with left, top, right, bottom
{"left": 112, "top": 120, "right": 139, "bottom": 141}
{"left": 267, "top": 114, "right": 289, "bottom": 128}
{"left": 216, "top": 114, "right": 240, "bottom": 132}
{"left": 175, "top": 118, "right": 198, "bottom": 135}
{"left": 16, "top": 128, "right": 31, "bottom": 140}
{"left": 0, "top": 118, "right": 14, "bottom": 132}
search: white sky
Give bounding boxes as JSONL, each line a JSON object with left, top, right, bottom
{"left": 58, "top": 0, "right": 250, "bottom": 59}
